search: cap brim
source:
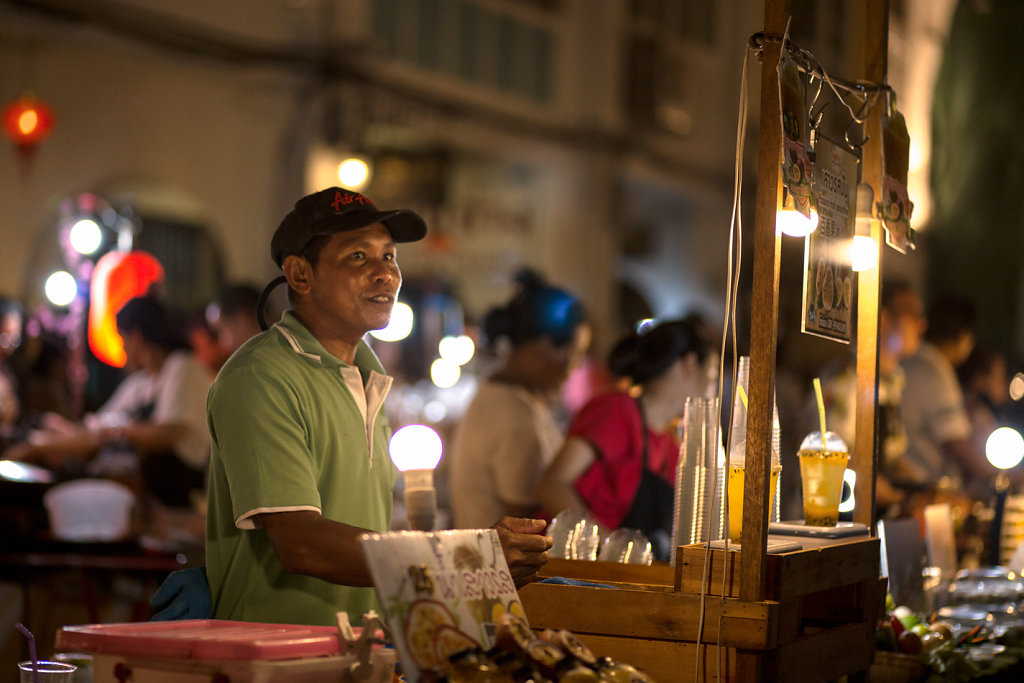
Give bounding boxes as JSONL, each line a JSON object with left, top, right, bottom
{"left": 315, "top": 209, "right": 427, "bottom": 243}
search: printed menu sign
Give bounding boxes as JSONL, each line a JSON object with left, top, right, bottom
{"left": 801, "top": 138, "right": 857, "bottom": 343}
{"left": 361, "top": 529, "right": 525, "bottom": 682}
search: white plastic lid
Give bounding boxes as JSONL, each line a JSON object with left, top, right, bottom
{"left": 799, "top": 430, "right": 848, "bottom": 452}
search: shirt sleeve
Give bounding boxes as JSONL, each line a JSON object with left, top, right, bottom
{"left": 208, "top": 364, "right": 323, "bottom": 528}
{"left": 568, "top": 392, "right": 639, "bottom": 465}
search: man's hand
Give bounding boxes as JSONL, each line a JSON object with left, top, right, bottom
{"left": 493, "top": 517, "right": 552, "bottom": 588}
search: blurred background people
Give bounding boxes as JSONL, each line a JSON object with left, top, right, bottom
{"left": 205, "top": 283, "right": 262, "bottom": 358}
{"left": 0, "top": 296, "right": 24, "bottom": 446}
{"left": 813, "top": 280, "right": 926, "bottom": 517}
{"left": 449, "top": 269, "right": 587, "bottom": 529}
{"left": 3, "top": 295, "right": 212, "bottom": 509}
{"left": 537, "top": 318, "right": 711, "bottom": 561}
{"left": 901, "top": 294, "right": 992, "bottom": 496}
{"left": 957, "top": 345, "right": 1012, "bottom": 463}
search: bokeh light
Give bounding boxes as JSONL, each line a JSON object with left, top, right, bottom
{"left": 45, "top": 271, "right": 77, "bottom": 306}
{"left": 389, "top": 424, "right": 443, "bottom": 471}
{"left": 370, "top": 301, "right": 413, "bottom": 342}
{"left": 438, "top": 335, "right": 475, "bottom": 366}
{"left": 69, "top": 218, "right": 103, "bottom": 255}
{"left": 430, "top": 357, "right": 461, "bottom": 389}
{"left": 986, "top": 427, "right": 1024, "bottom": 470}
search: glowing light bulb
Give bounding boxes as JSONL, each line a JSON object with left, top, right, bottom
{"left": 850, "top": 235, "right": 878, "bottom": 272}
{"left": 776, "top": 208, "right": 819, "bottom": 237}
{"left": 1010, "top": 373, "right": 1024, "bottom": 401}
{"left": 389, "top": 424, "right": 443, "bottom": 531}
{"left": 369, "top": 301, "right": 413, "bottom": 342}
{"left": 438, "top": 335, "right": 475, "bottom": 366}
{"left": 986, "top": 427, "right": 1024, "bottom": 470}
{"left": 18, "top": 110, "right": 38, "bottom": 135}
{"left": 430, "top": 358, "right": 461, "bottom": 389}
{"left": 389, "top": 424, "right": 443, "bottom": 472}
{"left": 337, "top": 158, "right": 370, "bottom": 191}
{"left": 69, "top": 218, "right": 103, "bottom": 255}
{"left": 45, "top": 271, "right": 77, "bottom": 306}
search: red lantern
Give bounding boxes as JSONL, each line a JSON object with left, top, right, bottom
{"left": 2, "top": 95, "right": 55, "bottom": 146}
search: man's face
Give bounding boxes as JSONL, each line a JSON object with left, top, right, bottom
{"left": 302, "top": 224, "right": 402, "bottom": 342}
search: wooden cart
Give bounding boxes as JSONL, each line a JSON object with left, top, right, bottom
{"left": 522, "top": 537, "right": 884, "bottom": 682}
{"left": 522, "top": 2, "right": 894, "bottom": 680}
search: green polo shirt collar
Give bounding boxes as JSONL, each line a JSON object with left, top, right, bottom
{"left": 272, "top": 310, "right": 386, "bottom": 378}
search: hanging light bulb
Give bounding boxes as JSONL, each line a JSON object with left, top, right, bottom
{"left": 851, "top": 183, "right": 879, "bottom": 272}
{"left": 776, "top": 187, "right": 818, "bottom": 237}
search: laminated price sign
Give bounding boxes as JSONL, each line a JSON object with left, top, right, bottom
{"left": 802, "top": 138, "right": 857, "bottom": 343}
{"left": 361, "top": 529, "right": 525, "bottom": 682}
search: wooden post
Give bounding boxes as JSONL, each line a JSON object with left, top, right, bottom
{"left": 852, "top": 0, "right": 890, "bottom": 530}
{"left": 737, "top": 0, "right": 788, "bottom": 678}
{"left": 739, "top": 0, "right": 788, "bottom": 603}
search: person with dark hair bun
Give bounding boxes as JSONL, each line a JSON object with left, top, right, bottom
{"left": 450, "top": 269, "right": 588, "bottom": 529}
{"left": 538, "top": 318, "right": 711, "bottom": 561}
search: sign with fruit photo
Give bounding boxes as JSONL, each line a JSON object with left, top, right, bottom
{"left": 802, "top": 138, "right": 856, "bottom": 343}
{"left": 361, "top": 529, "right": 524, "bottom": 682}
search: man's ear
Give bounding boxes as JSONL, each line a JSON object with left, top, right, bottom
{"left": 282, "top": 255, "right": 313, "bottom": 295}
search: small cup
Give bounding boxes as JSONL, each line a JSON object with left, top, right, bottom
{"left": 798, "top": 431, "right": 850, "bottom": 527}
{"left": 18, "top": 661, "right": 77, "bottom": 683}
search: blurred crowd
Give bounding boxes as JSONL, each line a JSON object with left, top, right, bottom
{"left": 0, "top": 268, "right": 1021, "bottom": 568}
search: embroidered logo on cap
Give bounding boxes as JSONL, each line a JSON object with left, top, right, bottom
{"left": 330, "top": 190, "right": 372, "bottom": 212}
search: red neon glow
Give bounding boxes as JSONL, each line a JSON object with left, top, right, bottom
{"left": 89, "top": 251, "right": 164, "bottom": 367}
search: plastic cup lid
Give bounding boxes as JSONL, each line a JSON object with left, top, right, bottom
{"left": 799, "top": 430, "right": 848, "bottom": 452}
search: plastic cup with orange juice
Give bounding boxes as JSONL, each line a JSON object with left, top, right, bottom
{"left": 798, "top": 430, "right": 849, "bottom": 527}
{"left": 727, "top": 441, "right": 781, "bottom": 541}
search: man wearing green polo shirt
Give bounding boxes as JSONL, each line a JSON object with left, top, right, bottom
{"left": 203, "top": 187, "right": 552, "bottom": 627}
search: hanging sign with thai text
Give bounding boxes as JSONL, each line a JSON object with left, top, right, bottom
{"left": 801, "top": 138, "right": 857, "bottom": 343}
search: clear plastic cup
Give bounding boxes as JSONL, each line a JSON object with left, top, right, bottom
{"left": 18, "top": 661, "right": 77, "bottom": 682}
{"left": 597, "top": 528, "right": 653, "bottom": 565}
{"left": 546, "top": 510, "right": 603, "bottom": 561}
{"left": 798, "top": 430, "right": 850, "bottom": 527}
{"left": 726, "top": 440, "right": 781, "bottom": 541}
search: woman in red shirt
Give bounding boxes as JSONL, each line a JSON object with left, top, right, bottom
{"left": 537, "top": 319, "right": 711, "bottom": 561}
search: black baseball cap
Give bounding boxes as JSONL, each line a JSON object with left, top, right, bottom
{"left": 270, "top": 187, "right": 427, "bottom": 267}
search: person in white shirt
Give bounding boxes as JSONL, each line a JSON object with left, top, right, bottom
{"left": 902, "top": 294, "right": 993, "bottom": 495}
{"left": 5, "top": 295, "right": 212, "bottom": 507}
{"left": 449, "top": 270, "right": 587, "bottom": 529}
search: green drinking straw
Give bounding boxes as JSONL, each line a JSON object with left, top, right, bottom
{"left": 812, "top": 377, "right": 827, "bottom": 447}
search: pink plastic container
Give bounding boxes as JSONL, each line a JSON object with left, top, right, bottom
{"left": 56, "top": 619, "right": 395, "bottom": 682}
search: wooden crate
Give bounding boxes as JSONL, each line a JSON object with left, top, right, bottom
{"left": 521, "top": 536, "right": 883, "bottom": 682}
